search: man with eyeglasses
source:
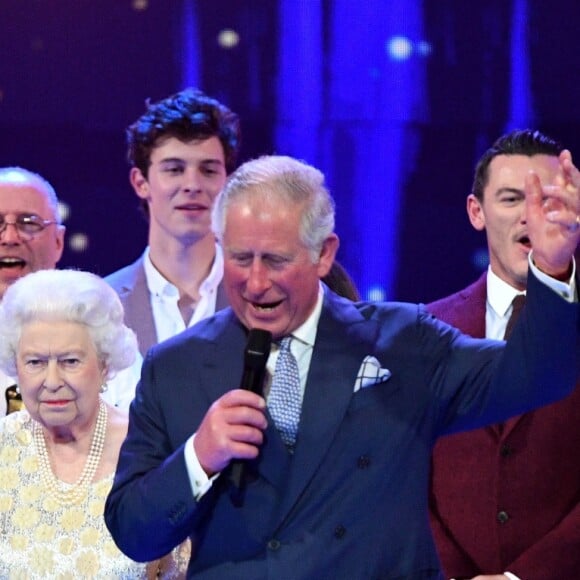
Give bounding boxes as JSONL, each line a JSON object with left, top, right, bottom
{"left": 0, "top": 166, "right": 65, "bottom": 415}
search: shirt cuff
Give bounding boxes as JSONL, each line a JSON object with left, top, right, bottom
{"left": 504, "top": 572, "right": 522, "bottom": 580}
{"left": 529, "top": 252, "right": 577, "bottom": 302}
{"left": 184, "top": 433, "right": 220, "bottom": 500}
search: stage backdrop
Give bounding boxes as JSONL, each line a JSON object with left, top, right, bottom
{"left": 1, "top": 0, "right": 579, "bottom": 302}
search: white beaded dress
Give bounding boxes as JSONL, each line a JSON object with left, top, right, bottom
{"left": 0, "top": 410, "right": 188, "bottom": 579}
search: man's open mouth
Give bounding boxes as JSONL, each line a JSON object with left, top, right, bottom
{"left": 517, "top": 235, "right": 531, "bottom": 249}
{"left": 0, "top": 257, "right": 25, "bottom": 269}
{"left": 252, "top": 299, "right": 283, "bottom": 312}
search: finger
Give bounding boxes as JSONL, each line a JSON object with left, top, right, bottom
{"left": 566, "top": 214, "right": 580, "bottom": 233}
{"left": 560, "top": 149, "right": 580, "bottom": 191}
{"left": 227, "top": 439, "right": 263, "bottom": 460}
{"left": 524, "top": 171, "right": 544, "bottom": 221}
{"left": 195, "top": 420, "right": 264, "bottom": 473}
{"left": 229, "top": 424, "right": 266, "bottom": 446}
{"left": 220, "top": 389, "right": 266, "bottom": 410}
{"left": 222, "top": 405, "right": 268, "bottom": 430}
{"left": 560, "top": 149, "right": 574, "bottom": 175}
{"left": 542, "top": 184, "right": 580, "bottom": 214}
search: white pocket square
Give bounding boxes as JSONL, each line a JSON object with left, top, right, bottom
{"left": 353, "top": 355, "right": 392, "bottom": 392}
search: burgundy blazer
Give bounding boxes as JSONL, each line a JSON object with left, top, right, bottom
{"left": 427, "top": 273, "right": 580, "bottom": 579}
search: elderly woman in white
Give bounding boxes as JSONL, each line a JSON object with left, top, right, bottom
{"left": 0, "top": 269, "right": 188, "bottom": 579}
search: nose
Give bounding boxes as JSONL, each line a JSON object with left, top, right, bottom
{"left": 0, "top": 222, "right": 22, "bottom": 244}
{"left": 182, "top": 167, "right": 203, "bottom": 193}
{"left": 43, "top": 360, "right": 64, "bottom": 391}
{"left": 246, "top": 259, "right": 271, "bottom": 295}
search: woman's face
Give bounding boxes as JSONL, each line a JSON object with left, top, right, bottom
{"left": 16, "top": 320, "right": 106, "bottom": 432}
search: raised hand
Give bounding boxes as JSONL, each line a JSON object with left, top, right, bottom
{"left": 525, "top": 149, "right": 580, "bottom": 278}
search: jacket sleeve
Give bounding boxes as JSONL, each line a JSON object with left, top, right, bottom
{"left": 104, "top": 349, "right": 208, "bottom": 562}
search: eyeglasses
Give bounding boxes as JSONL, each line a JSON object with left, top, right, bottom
{"left": 0, "top": 213, "right": 58, "bottom": 240}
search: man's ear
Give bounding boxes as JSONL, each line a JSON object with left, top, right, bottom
{"left": 130, "top": 167, "right": 150, "bottom": 201}
{"left": 316, "top": 233, "right": 340, "bottom": 278}
{"left": 467, "top": 194, "right": 486, "bottom": 231}
{"left": 53, "top": 225, "right": 66, "bottom": 264}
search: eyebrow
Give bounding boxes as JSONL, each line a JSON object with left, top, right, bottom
{"left": 495, "top": 187, "right": 524, "bottom": 197}
{"left": 19, "top": 348, "right": 85, "bottom": 357}
{"left": 157, "top": 157, "right": 225, "bottom": 166}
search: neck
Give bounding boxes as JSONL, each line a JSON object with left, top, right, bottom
{"left": 33, "top": 400, "right": 108, "bottom": 498}
{"left": 148, "top": 233, "right": 217, "bottom": 300}
{"left": 42, "top": 408, "right": 100, "bottom": 449}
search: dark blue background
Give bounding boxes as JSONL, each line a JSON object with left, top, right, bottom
{"left": 1, "top": 0, "right": 578, "bottom": 302}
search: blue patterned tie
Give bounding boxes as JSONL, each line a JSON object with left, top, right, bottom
{"left": 268, "top": 336, "right": 302, "bottom": 449}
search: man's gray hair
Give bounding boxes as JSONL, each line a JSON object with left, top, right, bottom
{"left": 212, "top": 155, "right": 335, "bottom": 262}
{"left": 0, "top": 166, "right": 62, "bottom": 224}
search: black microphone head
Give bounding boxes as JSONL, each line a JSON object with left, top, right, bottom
{"left": 245, "top": 328, "right": 272, "bottom": 370}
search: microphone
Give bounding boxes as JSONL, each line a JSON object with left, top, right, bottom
{"left": 230, "top": 328, "right": 272, "bottom": 506}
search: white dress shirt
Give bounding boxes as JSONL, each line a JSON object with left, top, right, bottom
{"left": 486, "top": 255, "right": 576, "bottom": 339}
{"left": 185, "top": 285, "right": 324, "bottom": 498}
{"left": 103, "top": 244, "right": 225, "bottom": 412}
{"left": 144, "top": 244, "right": 224, "bottom": 342}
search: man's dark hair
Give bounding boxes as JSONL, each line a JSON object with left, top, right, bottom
{"left": 472, "top": 129, "right": 564, "bottom": 201}
{"left": 127, "top": 87, "right": 241, "bottom": 176}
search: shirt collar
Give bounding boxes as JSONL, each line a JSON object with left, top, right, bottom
{"left": 143, "top": 247, "right": 177, "bottom": 297}
{"left": 486, "top": 266, "right": 526, "bottom": 318}
{"left": 287, "top": 283, "right": 324, "bottom": 348}
{"left": 142, "top": 244, "right": 223, "bottom": 299}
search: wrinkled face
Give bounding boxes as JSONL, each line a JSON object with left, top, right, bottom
{"left": 468, "top": 154, "right": 561, "bottom": 290}
{"left": 131, "top": 136, "right": 227, "bottom": 246}
{"left": 17, "top": 321, "right": 106, "bottom": 433}
{"left": 0, "top": 184, "right": 64, "bottom": 298}
{"left": 222, "top": 196, "right": 337, "bottom": 339}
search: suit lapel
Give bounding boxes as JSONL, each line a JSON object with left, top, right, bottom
{"left": 197, "top": 312, "right": 292, "bottom": 491}
{"left": 461, "top": 276, "right": 509, "bottom": 439}
{"left": 215, "top": 281, "right": 230, "bottom": 311}
{"left": 427, "top": 273, "right": 486, "bottom": 338}
{"left": 275, "top": 291, "right": 380, "bottom": 523}
{"left": 119, "top": 260, "right": 158, "bottom": 357}
{"left": 500, "top": 412, "right": 525, "bottom": 439}
{"left": 452, "top": 274, "right": 525, "bottom": 439}
{"left": 124, "top": 261, "right": 229, "bottom": 357}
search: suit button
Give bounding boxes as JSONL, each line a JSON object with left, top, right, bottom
{"left": 500, "top": 444, "right": 513, "bottom": 457}
{"left": 357, "top": 455, "right": 371, "bottom": 469}
{"left": 267, "top": 539, "right": 281, "bottom": 551}
{"left": 334, "top": 525, "right": 346, "bottom": 539}
{"left": 497, "top": 510, "right": 509, "bottom": 524}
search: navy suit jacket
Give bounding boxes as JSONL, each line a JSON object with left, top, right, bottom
{"left": 105, "top": 273, "right": 579, "bottom": 579}
{"left": 428, "top": 273, "right": 580, "bottom": 579}
{"left": 105, "top": 255, "right": 229, "bottom": 357}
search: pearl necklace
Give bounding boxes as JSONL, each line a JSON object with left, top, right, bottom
{"left": 33, "top": 399, "right": 108, "bottom": 506}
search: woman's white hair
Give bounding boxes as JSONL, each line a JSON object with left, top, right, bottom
{"left": 0, "top": 269, "right": 137, "bottom": 379}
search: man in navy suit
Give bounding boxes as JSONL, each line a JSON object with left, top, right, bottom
{"left": 428, "top": 130, "right": 580, "bottom": 579}
{"left": 105, "top": 155, "right": 579, "bottom": 579}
